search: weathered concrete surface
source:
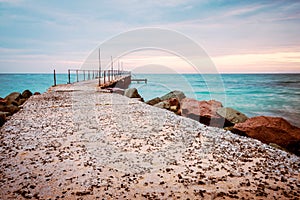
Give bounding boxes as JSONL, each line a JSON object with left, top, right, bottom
{"left": 0, "top": 80, "right": 299, "bottom": 199}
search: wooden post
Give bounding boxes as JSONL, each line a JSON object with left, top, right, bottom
{"left": 83, "top": 70, "right": 85, "bottom": 81}
{"left": 68, "top": 69, "right": 71, "bottom": 84}
{"left": 76, "top": 70, "right": 79, "bottom": 82}
{"left": 53, "top": 69, "right": 57, "bottom": 86}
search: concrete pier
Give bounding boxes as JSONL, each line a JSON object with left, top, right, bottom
{"left": 0, "top": 80, "right": 299, "bottom": 199}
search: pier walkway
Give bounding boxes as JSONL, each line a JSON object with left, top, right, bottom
{"left": 0, "top": 80, "right": 299, "bottom": 199}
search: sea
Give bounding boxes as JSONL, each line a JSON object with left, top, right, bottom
{"left": 0, "top": 73, "right": 299, "bottom": 127}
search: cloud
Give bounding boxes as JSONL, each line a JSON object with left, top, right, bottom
{"left": 0, "top": 0, "right": 300, "bottom": 73}
{"left": 212, "top": 51, "right": 300, "bottom": 73}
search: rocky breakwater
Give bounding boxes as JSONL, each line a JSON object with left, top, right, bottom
{"left": 0, "top": 90, "right": 40, "bottom": 126}
{"left": 145, "top": 91, "right": 247, "bottom": 128}
{"left": 126, "top": 89, "right": 299, "bottom": 156}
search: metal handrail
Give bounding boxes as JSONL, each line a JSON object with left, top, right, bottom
{"left": 53, "top": 69, "right": 131, "bottom": 87}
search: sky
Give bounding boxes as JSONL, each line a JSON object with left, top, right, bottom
{"left": 0, "top": 0, "right": 300, "bottom": 73}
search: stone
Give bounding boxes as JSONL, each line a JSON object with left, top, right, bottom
{"left": 18, "top": 98, "right": 27, "bottom": 105}
{"left": 34, "top": 92, "right": 41, "bottom": 95}
{"left": 217, "top": 107, "right": 248, "bottom": 126}
{"left": 0, "top": 98, "right": 7, "bottom": 105}
{"left": 181, "top": 98, "right": 225, "bottom": 127}
{"left": 170, "top": 106, "right": 177, "bottom": 112}
{"left": 153, "top": 98, "right": 180, "bottom": 114}
{"left": 160, "top": 90, "right": 186, "bottom": 102}
{"left": 269, "top": 143, "right": 286, "bottom": 151}
{"left": 168, "top": 98, "right": 180, "bottom": 107}
{"left": 232, "top": 116, "right": 300, "bottom": 156}
{"left": 22, "top": 90, "right": 33, "bottom": 99}
{"left": 4, "top": 92, "right": 22, "bottom": 105}
{"left": 0, "top": 111, "right": 6, "bottom": 126}
{"left": 0, "top": 104, "right": 20, "bottom": 115}
{"left": 124, "top": 88, "right": 141, "bottom": 98}
{"left": 146, "top": 97, "right": 161, "bottom": 106}
{"left": 154, "top": 101, "right": 170, "bottom": 109}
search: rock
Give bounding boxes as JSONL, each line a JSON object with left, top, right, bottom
{"left": 22, "top": 90, "right": 32, "bottom": 99}
{"left": 0, "top": 98, "right": 7, "bottom": 105}
{"left": 153, "top": 98, "right": 180, "bottom": 114}
{"left": 217, "top": 107, "right": 248, "bottom": 126}
{"left": 33, "top": 92, "right": 41, "bottom": 95}
{"left": 146, "top": 97, "right": 161, "bottom": 106}
{"left": 160, "top": 90, "right": 186, "bottom": 102}
{"left": 1, "top": 104, "right": 19, "bottom": 115}
{"left": 181, "top": 98, "right": 225, "bottom": 127}
{"left": 0, "top": 104, "right": 20, "bottom": 115}
{"left": 0, "top": 112, "right": 6, "bottom": 126}
{"left": 4, "top": 92, "right": 23, "bottom": 105}
{"left": 269, "top": 143, "right": 286, "bottom": 151}
{"left": 170, "top": 106, "right": 177, "bottom": 112}
{"left": 168, "top": 98, "right": 180, "bottom": 107}
{"left": 154, "top": 101, "right": 170, "bottom": 109}
{"left": 124, "top": 88, "right": 142, "bottom": 98}
{"left": 18, "top": 98, "right": 27, "bottom": 105}
{"left": 232, "top": 116, "right": 300, "bottom": 156}
{"left": 0, "top": 105, "right": 6, "bottom": 113}
{"left": 7, "top": 104, "right": 20, "bottom": 115}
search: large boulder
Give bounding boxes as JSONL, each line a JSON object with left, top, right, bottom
{"left": 4, "top": 92, "right": 23, "bottom": 105}
{"left": 160, "top": 90, "right": 186, "bottom": 102}
{"left": 181, "top": 98, "right": 225, "bottom": 127}
{"left": 232, "top": 116, "right": 300, "bottom": 156}
{"left": 22, "top": 89, "right": 33, "bottom": 99}
{"left": 217, "top": 107, "right": 248, "bottom": 126}
{"left": 124, "top": 88, "right": 142, "bottom": 98}
{"left": 146, "top": 97, "right": 161, "bottom": 106}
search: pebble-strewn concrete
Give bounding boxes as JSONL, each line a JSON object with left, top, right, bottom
{"left": 0, "top": 80, "right": 299, "bottom": 199}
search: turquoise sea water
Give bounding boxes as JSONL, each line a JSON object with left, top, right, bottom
{"left": 0, "top": 73, "right": 299, "bottom": 127}
{"left": 130, "top": 74, "right": 300, "bottom": 127}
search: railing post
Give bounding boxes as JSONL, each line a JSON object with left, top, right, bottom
{"left": 104, "top": 70, "right": 106, "bottom": 84}
{"left": 111, "top": 56, "right": 114, "bottom": 81}
{"left": 76, "top": 70, "right": 79, "bottom": 82}
{"left": 68, "top": 69, "right": 71, "bottom": 84}
{"left": 98, "top": 70, "right": 101, "bottom": 86}
{"left": 83, "top": 70, "right": 85, "bottom": 81}
{"left": 53, "top": 69, "right": 56, "bottom": 86}
{"left": 98, "top": 48, "right": 102, "bottom": 86}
